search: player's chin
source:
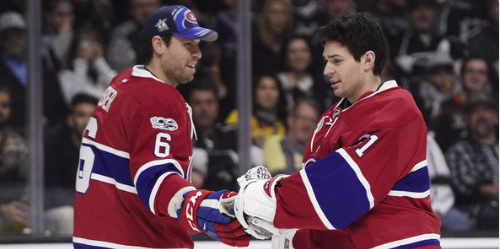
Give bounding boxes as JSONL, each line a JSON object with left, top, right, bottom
{"left": 180, "top": 76, "right": 195, "bottom": 84}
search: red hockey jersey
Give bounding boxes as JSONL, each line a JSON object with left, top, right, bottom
{"left": 274, "top": 81, "right": 442, "bottom": 248}
{"left": 73, "top": 66, "right": 197, "bottom": 249}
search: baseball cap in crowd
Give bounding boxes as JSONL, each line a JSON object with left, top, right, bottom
{"left": 141, "top": 5, "right": 217, "bottom": 42}
{"left": 465, "top": 91, "right": 498, "bottom": 113}
{"left": 0, "top": 11, "right": 26, "bottom": 34}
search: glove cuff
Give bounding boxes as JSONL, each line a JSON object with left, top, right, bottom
{"left": 180, "top": 189, "right": 212, "bottom": 234}
{"left": 264, "top": 174, "right": 288, "bottom": 200}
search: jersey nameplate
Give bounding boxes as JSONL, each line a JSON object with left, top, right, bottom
{"left": 98, "top": 86, "right": 118, "bottom": 112}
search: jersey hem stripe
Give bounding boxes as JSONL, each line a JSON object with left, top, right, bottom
{"left": 371, "top": 233, "right": 441, "bottom": 249}
{"left": 299, "top": 169, "right": 336, "bottom": 230}
{"left": 337, "top": 149, "right": 375, "bottom": 209}
{"left": 73, "top": 237, "right": 191, "bottom": 249}
{"left": 82, "top": 138, "right": 130, "bottom": 158}
{"left": 91, "top": 173, "right": 137, "bottom": 194}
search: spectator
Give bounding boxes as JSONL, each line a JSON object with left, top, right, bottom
{"left": 225, "top": 74, "right": 287, "bottom": 147}
{"left": 290, "top": 0, "right": 329, "bottom": 38}
{"left": 58, "top": 27, "right": 116, "bottom": 105}
{"left": 211, "top": 0, "right": 239, "bottom": 118}
{"left": 389, "top": 0, "right": 464, "bottom": 78}
{"left": 263, "top": 98, "right": 319, "bottom": 175}
{"left": 44, "top": 93, "right": 98, "bottom": 235}
{"left": 324, "top": 0, "right": 355, "bottom": 20}
{"left": 106, "top": 0, "right": 161, "bottom": 72}
{"left": 467, "top": 0, "right": 498, "bottom": 98}
{"left": 276, "top": 36, "right": 332, "bottom": 111}
{"left": 0, "top": 11, "right": 68, "bottom": 131}
{"left": 409, "top": 53, "right": 459, "bottom": 125}
{"left": 447, "top": 91, "right": 499, "bottom": 230}
{"left": 432, "top": 57, "right": 491, "bottom": 152}
{"left": 0, "top": 0, "right": 24, "bottom": 14}
{"left": 71, "top": 0, "right": 115, "bottom": 41}
{"left": 189, "top": 80, "right": 263, "bottom": 191}
{"left": 252, "top": 0, "right": 293, "bottom": 76}
{"left": 42, "top": 0, "right": 75, "bottom": 70}
{"left": 0, "top": 87, "right": 29, "bottom": 235}
{"left": 371, "top": 0, "right": 408, "bottom": 40}
{"left": 427, "top": 132, "right": 470, "bottom": 231}
{"left": 289, "top": 0, "right": 331, "bottom": 73}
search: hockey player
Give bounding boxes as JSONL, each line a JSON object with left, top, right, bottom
{"left": 73, "top": 5, "right": 250, "bottom": 249}
{"left": 235, "top": 12, "right": 442, "bottom": 248}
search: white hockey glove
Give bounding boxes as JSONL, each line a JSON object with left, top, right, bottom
{"left": 272, "top": 229, "right": 297, "bottom": 249}
{"left": 234, "top": 166, "right": 288, "bottom": 240}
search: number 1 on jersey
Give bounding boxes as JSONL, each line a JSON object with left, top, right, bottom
{"left": 355, "top": 134, "right": 378, "bottom": 157}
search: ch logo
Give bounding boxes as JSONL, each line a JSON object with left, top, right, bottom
{"left": 185, "top": 10, "right": 197, "bottom": 23}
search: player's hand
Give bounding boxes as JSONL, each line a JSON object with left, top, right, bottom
{"left": 177, "top": 189, "right": 250, "bottom": 247}
{"left": 234, "top": 166, "right": 287, "bottom": 239}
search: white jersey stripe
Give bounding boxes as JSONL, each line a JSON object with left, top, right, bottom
{"left": 149, "top": 172, "right": 180, "bottom": 214}
{"left": 411, "top": 160, "right": 428, "bottom": 172}
{"left": 388, "top": 189, "right": 431, "bottom": 198}
{"left": 337, "top": 149, "right": 375, "bottom": 209}
{"left": 73, "top": 237, "right": 190, "bottom": 249}
{"left": 299, "top": 169, "right": 336, "bottom": 230}
{"left": 91, "top": 173, "right": 137, "bottom": 193}
{"left": 371, "top": 233, "right": 441, "bottom": 249}
{"left": 82, "top": 138, "right": 130, "bottom": 158}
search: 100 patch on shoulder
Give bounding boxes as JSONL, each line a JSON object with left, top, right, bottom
{"left": 150, "top": 116, "right": 178, "bottom": 131}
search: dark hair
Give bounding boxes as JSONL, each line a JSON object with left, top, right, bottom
{"left": 189, "top": 78, "right": 219, "bottom": 102}
{"left": 71, "top": 93, "right": 98, "bottom": 111}
{"left": 318, "top": 12, "right": 388, "bottom": 75}
{"left": 139, "top": 35, "right": 172, "bottom": 65}
{"left": 253, "top": 73, "right": 287, "bottom": 121}
{"left": 460, "top": 56, "right": 489, "bottom": 76}
{"left": 43, "top": 0, "right": 72, "bottom": 13}
{"left": 292, "top": 97, "right": 320, "bottom": 117}
{"left": 0, "top": 86, "right": 13, "bottom": 100}
{"left": 406, "top": 0, "right": 439, "bottom": 13}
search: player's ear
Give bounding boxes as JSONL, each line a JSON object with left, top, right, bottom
{"left": 151, "top": 35, "right": 166, "bottom": 54}
{"left": 361, "top": 51, "right": 375, "bottom": 72}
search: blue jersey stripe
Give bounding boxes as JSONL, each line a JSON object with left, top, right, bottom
{"left": 391, "top": 167, "right": 430, "bottom": 193}
{"left": 304, "top": 151, "right": 370, "bottom": 229}
{"left": 73, "top": 242, "right": 110, "bottom": 249}
{"left": 135, "top": 163, "right": 182, "bottom": 210}
{"left": 392, "top": 239, "right": 440, "bottom": 249}
{"left": 83, "top": 143, "right": 133, "bottom": 187}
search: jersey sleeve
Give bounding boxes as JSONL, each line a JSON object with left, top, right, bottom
{"left": 124, "top": 93, "right": 195, "bottom": 218}
{"left": 274, "top": 115, "right": 429, "bottom": 230}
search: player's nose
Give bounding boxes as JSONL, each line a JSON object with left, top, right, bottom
{"left": 323, "top": 64, "right": 334, "bottom": 76}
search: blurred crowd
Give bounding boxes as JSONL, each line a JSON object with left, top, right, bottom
{"left": 0, "top": 0, "right": 498, "bottom": 237}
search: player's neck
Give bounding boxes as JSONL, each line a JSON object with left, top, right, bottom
{"left": 145, "top": 64, "right": 176, "bottom": 87}
{"left": 347, "top": 76, "right": 382, "bottom": 104}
